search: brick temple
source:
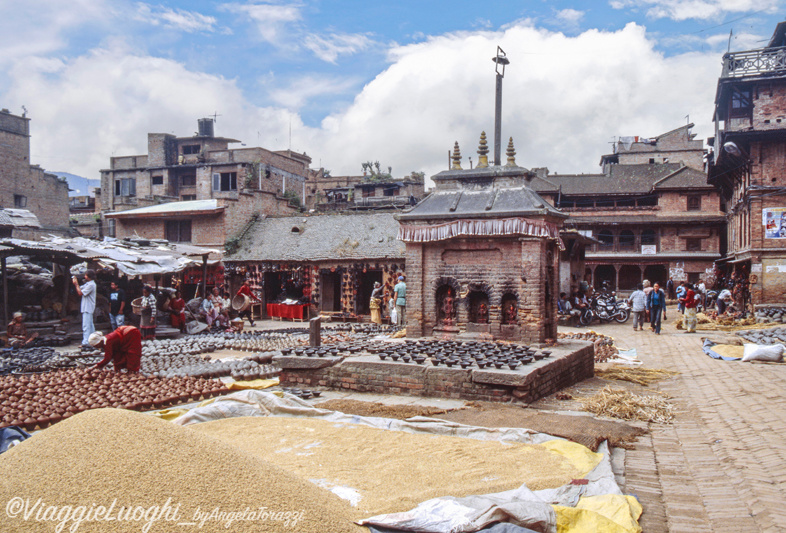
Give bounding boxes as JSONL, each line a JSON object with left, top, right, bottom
{"left": 399, "top": 134, "right": 567, "bottom": 343}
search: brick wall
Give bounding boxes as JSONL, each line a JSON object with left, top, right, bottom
{"left": 405, "top": 235, "right": 560, "bottom": 343}
{"left": 0, "top": 111, "right": 69, "bottom": 229}
{"left": 278, "top": 340, "right": 594, "bottom": 403}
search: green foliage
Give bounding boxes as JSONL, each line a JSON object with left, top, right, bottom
{"left": 282, "top": 190, "right": 301, "bottom": 207}
{"left": 361, "top": 161, "right": 394, "bottom": 183}
{"left": 225, "top": 236, "right": 241, "bottom": 256}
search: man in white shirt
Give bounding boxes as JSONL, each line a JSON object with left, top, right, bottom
{"left": 73, "top": 269, "right": 97, "bottom": 350}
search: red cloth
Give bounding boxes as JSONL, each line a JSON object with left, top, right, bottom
{"left": 266, "top": 303, "right": 307, "bottom": 320}
{"left": 97, "top": 325, "right": 142, "bottom": 372}
{"left": 169, "top": 298, "right": 186, "bottom": 329}
{"left": 236, "top": 285, "right": 261, "bottom": 302}
{"left": 684, "top": 289, "right": 698, "bottom": 309}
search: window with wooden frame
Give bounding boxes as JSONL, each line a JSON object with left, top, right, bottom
{"left": 182, "top": 145, "right": 200, "bottom": 155}
{"left": 151, "top": 175, "right": 163, "bottom": 186}
{"left": 686, "top": 237, "right": 702, "bottom": 251}
{"left": 180, "top": 174, "right": 196, "bottom": 187}
{"left": 687, "top": 195, "right": 701, "bottom": 211}
{"left": 729, "top": 86, "right": 752, "bottom": 118}
{"left": 212, "top": 172, "right": 237, "bottom": 192}
{"left": 165, "top": 219, "right": 192, "bottom": 243}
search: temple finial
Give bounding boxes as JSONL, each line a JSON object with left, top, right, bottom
{"left": 505, "top": 137, "right": 516, "bottom": 167}
{"left": 451, "top": 141, "right": 463, "bottom": 170}
{"left": 477, "top": 131, "right": 489, "bottom": 168}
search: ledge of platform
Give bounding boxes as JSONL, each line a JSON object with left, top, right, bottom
{"left": 279, "top": 340, "right": 594, "bottom": 403}
{"left": 274, "top": 355, "right": 345, "bottom": 370}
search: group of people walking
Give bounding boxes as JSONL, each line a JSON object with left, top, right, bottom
{"left": 627, "top": 279, "right": 702, "bottom": 334}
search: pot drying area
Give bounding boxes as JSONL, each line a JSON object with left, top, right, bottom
{"left": 0, "top": 324, "right": 643, "bottom": 533}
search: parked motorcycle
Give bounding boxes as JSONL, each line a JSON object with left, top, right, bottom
{"left": 579, "top": 293, "right": 630, "bottom": 326}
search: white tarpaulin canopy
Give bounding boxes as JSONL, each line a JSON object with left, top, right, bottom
{"left": 0, "top": 236, "right": 221, "bottom": 276}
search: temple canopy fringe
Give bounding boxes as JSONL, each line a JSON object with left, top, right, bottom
{"left": 398, "top": 217, "right": 565, "bottom": 251}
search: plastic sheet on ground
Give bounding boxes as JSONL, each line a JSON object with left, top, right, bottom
{"left": 226, "top": 377, "right": 279, "bottom": 390}
{"left": 169, "top": 391, "right": 634, "bottom": 533}
{"left": 150, "top": 408, "right": 189, "bottom": 421}
{"left": 702, "top": 339, "right": 742, "bottom": 361}
{"left": 0, "top": 426, "right": 31, "bottom": 454}
{"left": 554, "top": 494, "right": 642, "bottom": 533}
{"left": 604, "top": 349, "right": 643, "bottom": 366}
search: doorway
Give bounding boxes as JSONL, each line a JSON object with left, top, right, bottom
{"left": 357, "top": 270, "right": 383, "bottom": 315}
{"left": 320, "top": 271, "right": 342, "bottom": 312}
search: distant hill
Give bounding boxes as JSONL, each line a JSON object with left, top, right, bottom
{"left": 51, "top": 172, "right": 101, "bottom": 197}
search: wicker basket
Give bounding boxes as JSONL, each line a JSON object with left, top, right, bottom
{"left": 232, "top": 294, "right": 251, "bottom": 312}
{"left": 131, "top": 297, "right": 144, "bottom": 316}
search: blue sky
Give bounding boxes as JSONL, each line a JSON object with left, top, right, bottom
{"left": 0, "top": 1, "right": 783, "bottom": 181}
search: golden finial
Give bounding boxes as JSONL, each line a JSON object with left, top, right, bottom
{"left": 476, "top": 131, "right": 489, "bottom": 168}
{"left": 505, "top": 137, "right": 517, "bottom": 167}
{"left": 451, "top": 141, "right": 462, "bottom": 170}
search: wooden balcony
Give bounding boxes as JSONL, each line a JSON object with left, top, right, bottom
{"left": 722, "top": 46, "right": 786, "bottom": 79}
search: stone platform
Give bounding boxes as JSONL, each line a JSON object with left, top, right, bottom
{"left": 277, "top": 339, "right": 594, "bottom": 403}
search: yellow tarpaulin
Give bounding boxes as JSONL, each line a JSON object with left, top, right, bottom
{"left": 227, "top": 377, "right": 280, "bottom": 390}
{"left": 150, "top": 408, "right": 189, "bottom": 421}
{"left": 555, "top": 494, "right": 642, "bottom": 533}
{"left": 539, "top": 439, "right": 603, "bottom": 477}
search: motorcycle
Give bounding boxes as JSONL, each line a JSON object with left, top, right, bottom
{"left": 579, "top": 293, "right": 630, "bottom": 326}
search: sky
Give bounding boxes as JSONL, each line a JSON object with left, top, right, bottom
{"left": 0, "top": 0, "right": 783, "bottom": 184}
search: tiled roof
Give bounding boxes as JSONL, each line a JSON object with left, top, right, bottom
{"left": 541, "top": 163, "right": 711, "bottom": 196}
{"left": 226, "top": 213, "right": 405, "bottom": 262}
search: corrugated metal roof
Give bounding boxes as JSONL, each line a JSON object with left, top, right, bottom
{"left": 105, "top": 199, "right": 222, "bottom": 218}
{"left": 226, "top": 213, "right": 405, "bottom": 262}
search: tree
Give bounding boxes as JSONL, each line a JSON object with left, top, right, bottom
{"left": 361, "top": 161, "right": 393, "bottom": 182}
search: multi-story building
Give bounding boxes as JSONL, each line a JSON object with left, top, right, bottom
{"left": 101, "top": 119, "right": 306, "bottom": 247}
{"left": 708, "top": 22, "right": 786, "bottom": 304}
{"left": 532, "top": 124, "right": 725, "bottom": 292}
{"left": 0, "top": 109, "right": 70, "bottom": 233}
{"left": 306, "top": 171, "right": 426, "bottom": 211}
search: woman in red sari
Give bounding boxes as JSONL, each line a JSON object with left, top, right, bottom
{"left": 169, "top": 290, "right": 186, "bottom": 332}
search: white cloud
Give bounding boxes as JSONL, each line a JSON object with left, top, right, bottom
{"left": 1, "top": 19, "right": 723, "bottom": 191}
{"left": 267, "top": 75, "right": 361, "bottom": 109}
{"left": 135, "top": 3, "right": 218, "bottom": 33}
{"left": 220, "top": 1, "right": 302, "bottom": 44}
{"left": 609, "top": 0, "right": 780, "bottom": 21}
{"left": 556, "top": 8, "right": 585, "bottom": 25}
{"left": 4, "top": 45, "right": 292, "bottom": 178}
{"left": 303, "top": 32, "right": 373, "bottom": 63}
{"left": 0, "top": 0, "right": 113, "bottom": 65}
{"left": 307, "top": 22, "right": 719, "bottom": 178}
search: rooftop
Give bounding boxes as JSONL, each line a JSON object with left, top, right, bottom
{"left": 226, "top": 213, "right": 405, "bottom": 262}
{"left": 105, "top": 200, "right": 223, "bottom": 219}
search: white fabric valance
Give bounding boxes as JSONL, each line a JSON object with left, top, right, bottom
{"left": 398, "top": 217, "right": 565, "bottom": 250}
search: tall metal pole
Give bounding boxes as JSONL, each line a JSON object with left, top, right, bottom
{"left": 492, "top": 47, "right": 510, "bottom": 166}
{"left": 494, "top": 73, "right": 503, "bottom": 166}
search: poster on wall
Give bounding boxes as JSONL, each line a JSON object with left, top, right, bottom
{"left": 763, "top": 208, "right": 786, "bottom": 238}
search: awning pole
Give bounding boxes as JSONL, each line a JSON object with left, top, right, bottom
{"left": 201, "top": 254, "right": 208, "bottom": 300}
{"left": 61, "top": 262, "right": 70, "bottom": 319}
{"left": 2, "top": 256, "right": 7, "bottom": 326}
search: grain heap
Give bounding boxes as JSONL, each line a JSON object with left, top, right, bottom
{"left": 0, "top": 409, "right": 361, "bottom": 533}
{"left": 193, "top": 416, "right": 587, "bottom": 516}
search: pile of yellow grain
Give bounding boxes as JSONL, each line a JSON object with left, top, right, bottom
{"left": 193, "top": 416, "right": 586, "bottom": 516}
{"left": 0, "top": 409, "right": 361, "bottom": 533}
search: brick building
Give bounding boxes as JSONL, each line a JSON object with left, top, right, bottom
{"left": 224, "top": 213, "right": 405, "bottom": 319}
{"left": 307, "top": 172, "right": 426, "bottom": 211}
{"left": 99, "top": 118, "right": 303, "bottom": 246}
{"left": 531, "top": 124, "right": 725, "bottom": 292}
{"left": 0, "top": 109, "right": 70, "bottom": 234}
{"left": 399, "top": 139, "right": 566, "bottom": 343}
{"left": 708, "top": 22, "right": 786, "bottom": 304}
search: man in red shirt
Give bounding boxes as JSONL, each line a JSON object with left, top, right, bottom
{"left": 88, "top": 326, "right": 142, "bottom": 372}
{"left": 236, "top": 280, "right": 261, "bottom": 327}
{"left": 680, "top": 283, "right": 699, "bottom": 333}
